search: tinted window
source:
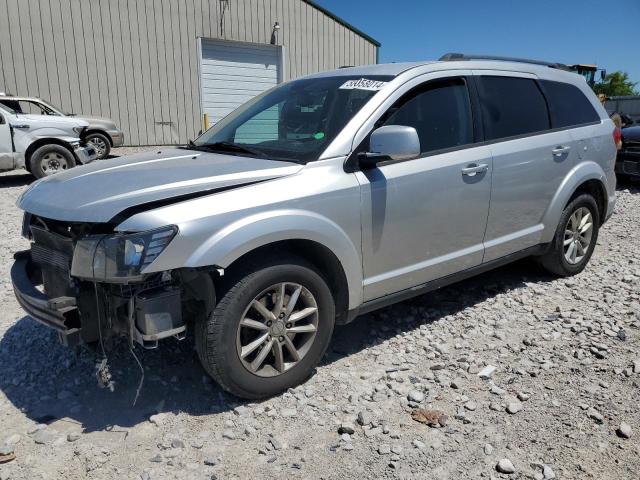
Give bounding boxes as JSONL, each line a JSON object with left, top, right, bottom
{"left": 381, "top": 78, "right": 473, "bottom": 154}
{"left": 540, "top": 80, "right": 600, "bottom": 128}
{"left": 476, "top": 76, "right": 550, "bottom": 140}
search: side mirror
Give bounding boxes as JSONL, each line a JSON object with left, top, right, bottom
{"left": 358, "top": 125, "right": 420, "bottom": 169}
{"left": 600, "top": 69, "right": 606, "bottom": 81}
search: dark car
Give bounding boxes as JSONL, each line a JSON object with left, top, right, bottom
{"left": 616, "top": 123, "right": 640, "bottom": 179}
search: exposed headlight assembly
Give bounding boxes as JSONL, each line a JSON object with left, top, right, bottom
{"left": 71, "top": 226, "right": 177, "bottom": 283}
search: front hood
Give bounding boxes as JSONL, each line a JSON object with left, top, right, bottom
{"left": 16, "top": 114, "right": 88, "bottom": 128}
{"left": 75, "top": 116, "right": 117, "bottom": 128}
{"left": 18, "top": 148, "right": 303, "bottom": 223}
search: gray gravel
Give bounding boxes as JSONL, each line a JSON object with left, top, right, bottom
{"left": 0, "top": 156, "right": 639, "bottom": 479}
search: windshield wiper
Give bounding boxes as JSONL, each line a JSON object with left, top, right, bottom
{"left": 183, "top": 140, "right": 303, "bottom": 164}
{"left": 195, "top": 141, "right": 264, "bottom": 157}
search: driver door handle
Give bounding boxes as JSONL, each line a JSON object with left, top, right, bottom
{"left": 461, "top": 163, "right": 489, "bottom": 176}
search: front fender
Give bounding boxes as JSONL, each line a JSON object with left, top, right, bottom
{"left": 32, "top": 133, "right": 78, "bottom": 143}
{"left": 540, "top": 161, "right": 609, "bottom": 243}
{"left": 182, "top": 209, "right": 363, "bottom": 309}
{"left": 14, "top": 131, "right": 78, "bottom": 153}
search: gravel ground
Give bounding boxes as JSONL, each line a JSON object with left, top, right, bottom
{"left": 0, "top": 153, "right": 639, "bottom": 480}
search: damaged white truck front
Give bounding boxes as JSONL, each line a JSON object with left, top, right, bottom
{"left": 0, "top": 102, "right": 97, "bottom": 178}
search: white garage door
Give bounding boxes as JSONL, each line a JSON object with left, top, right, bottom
{"left": 200, "top": 39, "right": 281, "bottom": 127}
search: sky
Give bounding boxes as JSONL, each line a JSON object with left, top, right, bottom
{"left": 315, "top": 0, "right": 640, "bottom": 85}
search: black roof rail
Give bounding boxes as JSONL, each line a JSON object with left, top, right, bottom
{"left": 439, "top": 53, "right": 570, "bottom": 71}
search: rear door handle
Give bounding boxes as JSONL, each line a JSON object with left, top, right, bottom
{"left": 461, "top": 163, "right": 489, "bottom": 176}
{"left": 552, "top": 145, "right": 571, "bottom": 156}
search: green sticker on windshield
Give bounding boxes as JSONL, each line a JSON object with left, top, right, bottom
{"left": 314, "top": 132, "right": 325, "bottom": 140}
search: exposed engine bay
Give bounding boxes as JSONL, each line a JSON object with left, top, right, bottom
{"left": 13, "top": 213, "right": 215, "bottom": 350}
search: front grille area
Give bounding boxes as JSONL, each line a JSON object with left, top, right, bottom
{"left": 622, "top": 160, "right": 640, "bottom": 176}
{"left": 29, "top": 225, "right": 75, "bottom": 299}
{"left": 31, "top": 243, "right": 71, "bottom": 274}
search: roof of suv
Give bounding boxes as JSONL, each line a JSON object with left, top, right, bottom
{"left": 305, "top": 57, "right": 585, "bottom": 85}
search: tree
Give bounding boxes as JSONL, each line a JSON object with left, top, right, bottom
{"left": 593, "top": 71, "right": 638, "bottom": 97}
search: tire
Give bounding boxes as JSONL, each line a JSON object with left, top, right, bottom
{"left": 85, "top": 132, "right": 111, "bottom": 159}
{"left": 538, "top": 193, "right": 600, "bottom": 276}
{"left": 29, "top": 144, "right": 76, "bottom": 179}
{"left": 196, "top": 255, "right": 335, "bottom": 399}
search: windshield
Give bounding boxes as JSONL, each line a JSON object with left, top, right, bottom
{"left": 0, "top": 99, "right": 61, "bottom": 116}
{"left": 0, "top": 102, "right": 17, "bottom": 115}
{"left": 192, "top": 75, "right": 393, "bottom": 162}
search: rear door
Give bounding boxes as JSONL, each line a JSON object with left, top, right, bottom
{"left": 538, "top": 79, "right": 609, "bottom": 170}
{"left": 474, "top": 72, "right": 579, "bottom": 262}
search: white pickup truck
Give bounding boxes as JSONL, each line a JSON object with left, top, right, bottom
{"left": 0, "top": 101, "right": 96, "bottom": 178}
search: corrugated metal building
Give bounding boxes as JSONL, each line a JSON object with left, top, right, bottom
{"left": 605, "top": 95, "right": 640, "bottom": 123}
{"left": 0, "top": 0, "right": 380, "bottom": 146}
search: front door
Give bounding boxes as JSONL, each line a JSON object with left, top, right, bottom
{"left": 0, "top": 112, "right": 15, "bottom": 170}
{"left": 357, "top": 76, "right": 492, "bottom": 301}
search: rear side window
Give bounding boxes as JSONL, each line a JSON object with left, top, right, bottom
{"left": 476, "top": 76, "right": 550, "bottom": 140}
{"left": 381, "top": 78, "right": 474, "bottom": 154}
{"left": 539, "top": 80, "right": 600, "bottom": 128}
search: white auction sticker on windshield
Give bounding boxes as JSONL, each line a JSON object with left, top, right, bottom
{"left": 339, "top": 78, "right": 388, "bottom": 91}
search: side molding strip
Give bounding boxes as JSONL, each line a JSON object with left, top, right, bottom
{"left": 345, "top": 244, "right": 547, "bottom": 324}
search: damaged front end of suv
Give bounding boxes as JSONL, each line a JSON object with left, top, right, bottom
{"left": 13, "top": 213, "right": 214, "bottom": 349}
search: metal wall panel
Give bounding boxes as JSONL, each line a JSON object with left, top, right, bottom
{"left": 605, "top": 96, "right": 640, "bottom": 121}
{"left": 0, "top": 0, "right": 378, "bottom": 146}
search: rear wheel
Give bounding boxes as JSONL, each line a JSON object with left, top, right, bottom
{"left": 29, "top": 144, "right": 76, "bottom": 179}
{"left": 196, "top": 255, "right": 335, "bottom": 399}
{"left": 538, "top": 193, "right": 600, "bottom": 276}
{"left": 85, "top": 132, "right": 111, "bottom": 159}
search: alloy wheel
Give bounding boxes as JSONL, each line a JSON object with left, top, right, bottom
{"left": 88, "top": 136, "right": 108, "bottom": 158}
{"left": 236, "top": 282, "right": 319, "bottom": 377}
{"left": 563, "top": 206, "right": 593, "bottom": 265}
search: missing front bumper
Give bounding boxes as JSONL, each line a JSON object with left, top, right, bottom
{"left": 11, "top": 250, "right": 187, "bottom": 349}
{"left": 11, "top": 251, "right": 83, "bottom": 347}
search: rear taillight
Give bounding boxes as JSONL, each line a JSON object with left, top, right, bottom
{"left": 613, "top": 126, "right": 622, "bottom": 150}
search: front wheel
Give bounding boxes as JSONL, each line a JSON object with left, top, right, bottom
{"left": 196, "top": 256, "right": 335, "bottom": 399}
{"left": 538, "top": 193, "right": 600, "bottom": 276}
{"left": 85, "top": 132, "right": 111, "bottom": 159}
{"left": 29, "top": 144, "right": 76, "bottom": 179}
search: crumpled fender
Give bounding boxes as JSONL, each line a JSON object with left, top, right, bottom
{"left": 540, "top": 161, "right": 610, "bottom": 243}
{"left": 183, "top": 209, "right": 363, "bottom": 309}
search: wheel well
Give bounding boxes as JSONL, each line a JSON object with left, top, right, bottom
{"left": 568, "top": 179, "right": 607, "bottom": 225}
{"left": 85, "top": 129, "right": 113, "bottom": 146}
{"left": 24, "top": 138, "right": 75, "bottom": 168}
{"left": 218, "top": 240, "right": 350, "bottom": 324}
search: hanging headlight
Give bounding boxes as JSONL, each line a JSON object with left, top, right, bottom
{"left": 71, "top": 226, "right": 178, "bottom": 283}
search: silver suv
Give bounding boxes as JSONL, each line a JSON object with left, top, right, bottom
{"left": 12, "top": 55, "right": 617, "bottom": 399}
